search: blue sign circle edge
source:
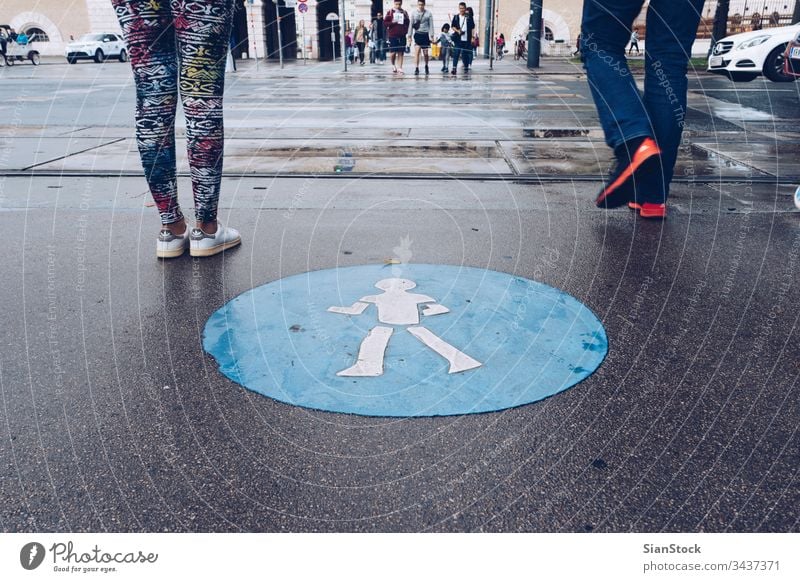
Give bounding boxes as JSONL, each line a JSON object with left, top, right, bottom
{"left": 202, "top": 263, "right": 609, "bottom": 417}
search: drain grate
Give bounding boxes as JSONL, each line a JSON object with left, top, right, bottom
{"left": 523, "top": 128, "right": 591, "bottom": 138}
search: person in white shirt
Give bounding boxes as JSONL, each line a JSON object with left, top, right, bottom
{"left": 449, "top": 2, "right": 475, "bottom": 74}
{"left": 628, "top": 27, "right": 640, "bottom": 55}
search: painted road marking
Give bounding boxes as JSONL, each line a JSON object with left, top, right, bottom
{"left": 203, "top": 264, "right": 608, "bottom": 417}
{"left": 407, "top": 326, "right": 482, "bottom": 374}
{"left": 336, "top": 325, "right": 393, "bottom": 377}
{"left": 328, "top": 277, "right": 481, "bottom": 377}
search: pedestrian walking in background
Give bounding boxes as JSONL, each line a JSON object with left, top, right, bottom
{"left": 467, "top": 6, "right": 481, "bottom": 69}
{"left": 369, "top": 33, "right": 377, "bottom": 63}
{"left": 496, "top": 33, "right": 505, "bottom": 59}
{"left": 372, "top": 12, "right": 386, "bottom": 62}
{"left": 355, "top": 20, "right": 368, "bottom": 65}
{"left": 627, "top": 26, "right": 639, "bottom": 55}
{"left": 410, "top": 0, "right": 435, "bottom": 75}
{"left": 385, "top": 0, "right": 411, "bottom": 74}
{"left": 435, "top": 23, "right": 453, "bottom": 71}
{"left": 112, "top": 0, "right": 241, "bottom": 258}
{"left": 468, "top": 7, "right": 478, "bottom": 65}
{"left": 582, "top": 0, "right": 704, "bottom": 219}
{"left": 345, "top": 28, "right": 354, "bottom": 63}
{"left": 516, "top": 36, "right": 527, "bottom": 60}
{"left": 450, "top": 2, "right": 475, "bottom": 74}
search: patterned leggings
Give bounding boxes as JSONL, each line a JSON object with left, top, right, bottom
{"left": 112, "top": 0, "right": 233, "bottom": 224}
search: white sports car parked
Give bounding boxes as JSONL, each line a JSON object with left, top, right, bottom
{"left": 65, "top": 33, "right": 127, "bottom": 64}
{"left": 707, "top": 23, "right": 800, "bottom": 82}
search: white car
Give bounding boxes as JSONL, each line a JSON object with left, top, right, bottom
{"left": 707, "top": 23, "right": 800, "bottom": 82}
{"left": 65, "top": 32, "right": 127, "bottom": 64}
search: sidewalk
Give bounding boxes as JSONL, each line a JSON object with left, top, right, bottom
{"left": 0, "top": 44, "right": 798, "bottom": 534}
{"left": 1, "top": 57, "right": 794, "bottom": 183}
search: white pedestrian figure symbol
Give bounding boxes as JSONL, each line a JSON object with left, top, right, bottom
{"left": 327, "top": 278, "right": 482, "bottom": 377}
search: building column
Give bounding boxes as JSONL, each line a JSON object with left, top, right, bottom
{"left": 244, "top": 0, "right": 267, "bottom": 59}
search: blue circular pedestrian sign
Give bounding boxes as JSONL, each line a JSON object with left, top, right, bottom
{"left": 203, "top": 264, "right": 607, "bottom": 417}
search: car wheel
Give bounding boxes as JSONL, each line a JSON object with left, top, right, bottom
{"left": 725, "top": 71, "right": 758, "bottom": 82}
{"left": 118, "top": 49, "right": 127, "bottom": 63}
{"left": 94, "top": 48, "right": 104, "bottom": 63}
{"left": 763, "top": 44, "right": 795, "bottom": 82}
{"left": 67, "top": 56, "right": 77, "bottom": 64}
{"left": 6, "top": 56, "right": 13, "bottom": 67}
{"left": 29, "top": 51, "right": 40, "bottom": 65}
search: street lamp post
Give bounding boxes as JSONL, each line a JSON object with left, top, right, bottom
{"left": 273, "top": 0, "right": 284, "bottom": 69}
{"left": 247, "top": 0, "right": 259, "bottom": 71}
{"left": 527, "top": 0, "right": 543, "bottom": 68}
{"left": 488, "top": 6, "right": 495, "bottom": 69}
{"left": 340, "top": 0, "right": 347, "bottom": 71}
{"left": 484, "top": 0, "right": 493, "bottom": 60}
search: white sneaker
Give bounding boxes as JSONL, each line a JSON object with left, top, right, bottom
{"left": 189, "top": 222, "right": 241, "bottom": 257}
{"left": 794, "top": 185, "right": 800, "bottom": 210}
{"left": 156, "top": 227, "right": 190, "bottom": 259}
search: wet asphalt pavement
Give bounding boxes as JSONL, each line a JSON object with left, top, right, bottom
{"left": 0, "top": 57, "right": 798, "bottom": 532}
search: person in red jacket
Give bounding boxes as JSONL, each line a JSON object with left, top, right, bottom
{"left": 384, "top": 0, "right": 411, "bottom": 74}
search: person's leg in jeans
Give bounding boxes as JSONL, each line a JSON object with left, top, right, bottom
{"left": 113, "top": 0, "right": 183, "bottom": 231}
{"left": 456, "top": 40, "right": 466, "bottom": 69}
{"left": 582, "top": 0, "right": 702, "bottom": 211}
{"left": 581, "top": 0, "right": 662, "bottom": 210}
{"left": 581, "top": 0, "right": 650, "bottom": 156}
{"left": 642, "top": 0, "right": 704, "bottom": 203}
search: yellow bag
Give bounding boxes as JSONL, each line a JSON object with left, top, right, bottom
{"left": 431, "top": 44, "right": 440, "bottom": 58}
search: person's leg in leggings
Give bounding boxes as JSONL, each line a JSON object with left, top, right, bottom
{"left": 642, "top": 0, "right": 703, "bottom": 203}
{"left": 173, "top": 0, "right": 233, "bottom": 231}
{"left": 113, "top": 0, "right": 183, "bottom": 231}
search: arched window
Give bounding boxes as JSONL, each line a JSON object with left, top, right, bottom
{"left": 24, "top": 27, "right": 49, "bottom": 42}
{"left": 544, "top": 27, "right": 554, "bottom": 41}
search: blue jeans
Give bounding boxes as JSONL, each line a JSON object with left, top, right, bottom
{"left": 440, "top": 46, "right": 451, "bottom": 69}
{"left": 452, "top": 40, "right": 470, "bottom": 69}
{"left": 581, "top": 0, "right": 703, "bottom": 201}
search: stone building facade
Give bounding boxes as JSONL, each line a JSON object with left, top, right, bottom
{"left": 0, "top": 0, "right": 120, "bottom": 56}
{"left": 3, "top": 1, "right": 797, "bottom": 61}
